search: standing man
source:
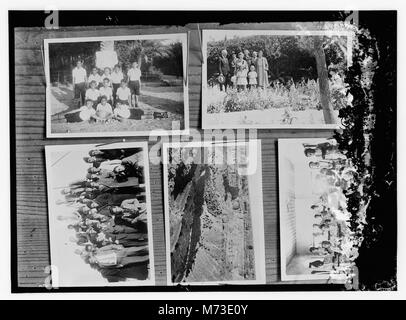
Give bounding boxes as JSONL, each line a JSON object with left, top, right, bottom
{"left": 244, "top": 49, "right": 252, "bottom": 67}
{"left": 72, "top": 60, "right": 87, "bottom": 107}
{"left": 218, "top": 49, "right": 230, "bottom": 92}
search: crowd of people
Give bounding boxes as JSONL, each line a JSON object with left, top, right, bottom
{"left": 58, "top": 147, "right": 151, "bottom": 282}
{"left": 303, "top": 140, "right": 359, "bottom": 276}
{"left": 217, "top": 49, "right": 270, "bottom": 92}
{"left": 64, "top": 60, "right": 144, "bottom": 124}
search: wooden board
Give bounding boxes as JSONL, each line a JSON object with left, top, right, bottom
{"left": 14, "top": 24, "right": 335, "bottom": 289}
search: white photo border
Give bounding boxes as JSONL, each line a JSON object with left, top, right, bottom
{"left": 44, "top": 33, "right": 190, "bottom": 138}
{"left": 45, "top": 141, "right": 156, "bottom": 287}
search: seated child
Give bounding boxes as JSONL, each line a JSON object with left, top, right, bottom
{"left": 94, "top": 96, "right": 113, "bottom": 122}
{"left": 247, "top": 65, "right": 257, "bottom": 89}
{"left": 115, "top": 79, "right": 131, "bottom": 106}
{"left": 114, "top": 103, "right": 131, "bottom": 120}
{"left": 99, "top": 78, "right": 113, "bottom": 105}
{"left": 64, "top": 99, "right": 96, "bottom": 123}
{"left": 85, "top": 80, "right": 101, "bottom": 108}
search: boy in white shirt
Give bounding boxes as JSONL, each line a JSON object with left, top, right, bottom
{"left": 115, "top": 80, "right": 131, "bottom": 107}
{"left": 99, "top": 78, "right": 113, "bottom": 105}
{"left": 114, "top": 80, "right": 132, "bottom": 120}
{"left": 85, "top": 80, "right": 101, "bottom": 108}
{"left": 127, "top": 61, "right": 142, "bottom": 107}
{"left": 87, "top": 67, "right": 102, "bottom": 88}
{"left": 111, "top": 64, "right": 124, "bottom": 101}
{"left": 72, "top": 60, "right": 87, "bottom": 107}
{"left": 94, "top": 96, "right": 113, "bottom": 122}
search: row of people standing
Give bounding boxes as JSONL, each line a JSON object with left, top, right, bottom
{"left": 218, "top": 49, "right": 270, "bottom": 92}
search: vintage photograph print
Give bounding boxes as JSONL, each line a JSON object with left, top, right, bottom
{"left": 44, "top": 33, "right": 189, "bottom": 137}
{"left": 45, "top": 142, "right": 155, "bottom": 287}
{"left": 278, "top": 138, "right": 359, "bottom": 281}
{"left": 202, "top": 28, "right": 353, "bottom": 129}
{"left": 163, "top": 140, "right": 266, "bottom": 285}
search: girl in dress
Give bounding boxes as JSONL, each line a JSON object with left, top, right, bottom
{"left": 235, "top": 52, "right": 248, "bottom": 92}
{"left": 256, "top": 50, "right": 269, "bottom": 89}
{"left": 247, "top": 65, "right": 258, "bottom": 90}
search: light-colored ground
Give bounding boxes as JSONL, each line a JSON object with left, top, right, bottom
{"left": 287, "top": 254, "right": 333, "bottom": 276}
{"left": 205, "top": 85, "right": 340, "bottom": 127}
{"left": 205, "top": 108, "right": 339, "bottom": 127}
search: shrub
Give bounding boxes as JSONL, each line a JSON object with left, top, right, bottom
{"left": 207, "top": 78, "right": 347, "bottom": 113}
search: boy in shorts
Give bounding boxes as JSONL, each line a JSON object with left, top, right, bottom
{"left": 127, "top": 61, "right": 141, "bottom": 107}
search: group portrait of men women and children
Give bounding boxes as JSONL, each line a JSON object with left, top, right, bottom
{"left": 46, "top": 143, "right": 154, "bottom": 286}
{"left": 203, "top": 29, "right": 352, "bottom": 129}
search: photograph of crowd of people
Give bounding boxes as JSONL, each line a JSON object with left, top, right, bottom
{"left": 202, "top": 27, "right": 353, "bottom": 129}
{"left": 45, "top": 142, "right": 154, "bottom": 287}
{"left": 163, "top": 140, "right": 266, "bottom": 285}
{"left": 278, "top": 138, "right": 359, "bottom": 281}
{"left": 45, "top": 33, "right": 188, "bottom": 137}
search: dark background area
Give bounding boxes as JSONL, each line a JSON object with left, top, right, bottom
{"left": 9, "top": 10, "right": 396, "bottom": 292}
{"left": 356, "top": 11, "right": 397, "bottom": 290}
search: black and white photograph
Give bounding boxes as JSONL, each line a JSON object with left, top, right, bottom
{"left": 45, "top": 142, "right": 155, "bottom": 287}
{"left": 163, "top": 140, "right": 266, "bottom": 285}
{"left": 202, "top": 28, "right": 353, "bottom": 129}
{"left": 278, "top": 138, "right": 359, "bottom": 281}
{"left": 10, "top": 10, "right": 398, "bottom": 295}
{"left": 44, "top": 33, "right": 189, "bottom": 138}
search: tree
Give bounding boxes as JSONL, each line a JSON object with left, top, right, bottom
{"left": 114, "top": 40, "right": 172, "bottom": 72}
{"left": 206, "top": 35, "right": 320, "bottom": 81}
{"left": 48, "top": 41, "right": 100, "bottom": 83}
{"left": 313, "top": 36, "right": 336, "bottom": 124}
{"left": 297, "top": 35, "right": 337, "bottom": 124}
{"left": 153, "top": 42, "right": 183, "bottom": 77}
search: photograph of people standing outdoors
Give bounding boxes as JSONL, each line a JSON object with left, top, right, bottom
{"left": 45, "top": 142, "right": 155, "bottom": 287}
{"left": 278, "top": 138, "right": 360, "bottom": 282}
{"left": 202, "top": 27, "right": 353, "bottom": 129}
{"left": 45, "top": 33, "right": 188, "bottom": 137}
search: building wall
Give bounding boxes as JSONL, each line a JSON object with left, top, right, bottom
{"left": 284, "top": 158, "right": 297, "bottom": 266}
